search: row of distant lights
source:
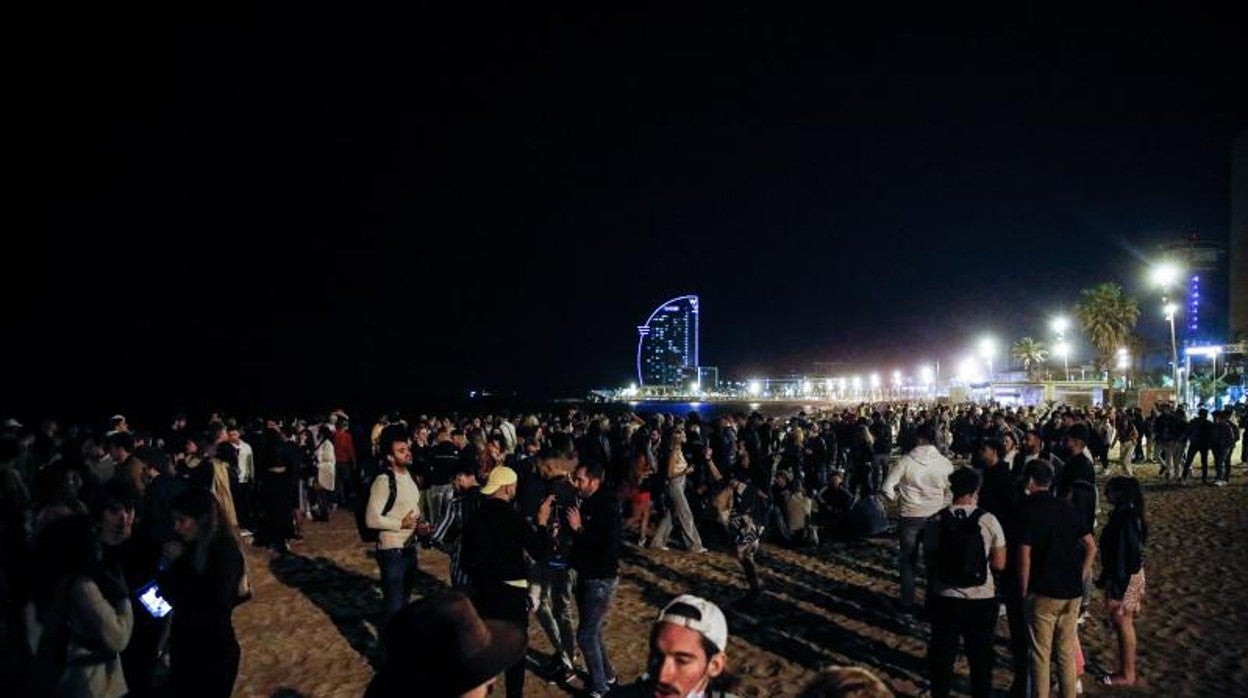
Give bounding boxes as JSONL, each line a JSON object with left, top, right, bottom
{"left": 625, "top": 262, "right": 1186, "bottom": 398}
{"left": 743, "top": 369, "right": 936, "bottom": 397}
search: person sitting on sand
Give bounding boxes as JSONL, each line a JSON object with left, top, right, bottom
{"left": 1095, "top": 476, "right": 1147, "bottom": 687}
{"left": 613, "top": 594, "right": 739, "bottom": 698}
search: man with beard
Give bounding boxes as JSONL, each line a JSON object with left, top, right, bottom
{"left": 614, "top": 595, "right": 738, "bottom": 697}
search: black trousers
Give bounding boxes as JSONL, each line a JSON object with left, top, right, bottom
{"left": 927, "top": 595, "right": 998, "bottom": 698}
{"left": 1184, "top": 446, "right": 1210, "bottom": 479}
{"left": 473, "top": 583, "right": 529, "bottom": 698}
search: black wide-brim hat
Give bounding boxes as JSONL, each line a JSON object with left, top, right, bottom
{"left": 365, "top": 592, "right": 526, "bottom": 697}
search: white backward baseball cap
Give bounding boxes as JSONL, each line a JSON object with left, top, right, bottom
{"left": 657, "top": 594, "right": 728, "bottom": 653}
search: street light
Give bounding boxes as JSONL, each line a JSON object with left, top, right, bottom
{"left": 1050, "top": 316, "right": 1070, "bottom": 336}
{"left": 1152, "top": 262, "right": 1183, "bottom": 396}
{"left": 1115, "top": 347, "right": 1131, "bottom": 390}
{"left": 978, "top": 338, "right": 997, "bottom": 378}
{"left": 1054, "top": 341, "right": 1071, "bottom": 380}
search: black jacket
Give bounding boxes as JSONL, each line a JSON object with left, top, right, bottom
{"left": 570, "top": 487, "right": 622, "bottom": 579}
{"left": 426, "top": 441, "right": 462, "bottom": 486}
{"left": 1098, "top": 507, "right": 1145, "bottom": 600}
{"left": 463, "top": 497, "right": 547, "bottom": 585}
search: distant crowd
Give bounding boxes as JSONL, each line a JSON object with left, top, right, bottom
{"left": 0, "top": 400, "right": 1242, "bottom": 697}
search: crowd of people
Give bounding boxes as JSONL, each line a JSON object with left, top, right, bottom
{"left": 0, "top": 400, "right": 1242, "bottom": 697}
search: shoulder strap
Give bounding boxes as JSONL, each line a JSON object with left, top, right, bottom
{"left": 382, "top": 469, "right": 398, "bottom": 516}
{"left": 968, "top": 508, "right": 985, "bottom": 525}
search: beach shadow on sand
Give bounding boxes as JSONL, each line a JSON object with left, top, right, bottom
{"left": 267, "top": 551, "right": 446, "bottom": 669}
{"left": 622, "top": 548, "right": 929, "bottom": 689}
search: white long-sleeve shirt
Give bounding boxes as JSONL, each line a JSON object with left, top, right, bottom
{"left": 365, "top": 468, "right": 422, "bottom": 550}
{"left": 234, "top": 440, "right": 255, "bottom": 484}
{"left": 881, "top": 444, "right": 953, "bottom": 518}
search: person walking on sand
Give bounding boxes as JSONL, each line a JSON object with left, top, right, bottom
{"left": 881, "top": 423, "right": 953, "bottom": 614}
{"left": 650, "top": 426, "right": 707, "bottom": 553}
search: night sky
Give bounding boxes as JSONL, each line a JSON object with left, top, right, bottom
{"left": 11, "top": 6, "right": 1247, "bottom": 419}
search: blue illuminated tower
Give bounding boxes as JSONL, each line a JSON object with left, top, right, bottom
{"left": 636, "top": 295, "right": 700, "bottom": 386}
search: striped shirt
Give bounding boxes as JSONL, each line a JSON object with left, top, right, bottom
{"left": 431, "top": 490, "right": 476, "bottom": 589}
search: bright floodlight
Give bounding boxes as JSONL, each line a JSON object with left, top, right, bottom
{"left": 690, "top": 381, "right": 700, "bottom": 393}
{"left": 1116, "top": 349, "right": 1130, "bottom": 370}
{"left": 869, "top": 373, "right": 881, "bottom": 388}
{"left": 892, "top": 370, "right": 902, "bottom": 385}
{"left": 1050, "top": 317, "right": 1070, "bottom": 335}
{"left": 1053, "top": 340, "right": 1070, "bottom": 359}
{"left": 978, "top": 337, "right": 996, "bottom": 359}
{"left": 1163, "top": 302, "right": 1178, "bottom": 317}
{"left": 957, "top": 356, "right": 980, "bottom": 381}
{"left": 802, "top": 380, "right": 813, "bottom": 395}
{"left": 1151, "top": 262, "right": 1181, "bottom": 289}
{"left": 747, "top": 380, "right": 761, "bottom": 396}
{"left": 919, "top": 365, "right": 935, "bottom": 384}
{"left": 851, "top": 376, "right": 863, "bottom": 390}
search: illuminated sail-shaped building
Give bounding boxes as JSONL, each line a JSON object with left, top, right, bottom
{"left": 637, "top": 295, "right": 699, "bottom": 386}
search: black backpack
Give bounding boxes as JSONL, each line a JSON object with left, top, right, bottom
{"left": 936, "top": 508, "right": 988, "bottom": 588}
{"left": 355, "top": 469, "right": 397, "bottom": 543}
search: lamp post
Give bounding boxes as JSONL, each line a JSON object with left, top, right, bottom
{"left": 1152, "top": 263, "right": 1182, "bottom": 399}
{"left": 978, "top": 337, "right": 996, "bottom": 401}
{"left": 1054, "top": 341, "right": 1071, "bottom": 381}
{"left": 1050, "top": 317, "right": 1071, "bottom": 380}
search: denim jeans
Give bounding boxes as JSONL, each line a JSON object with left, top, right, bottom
{"left": 576, "top": 576, "right": 619, "bottom": 694}
{"left": 377, "top": 547, "right": 418, "bottom": 631}
{"left": 651, "top": 476, "right": 703, "bottom": 550}
{"left": 530, "top": 565, "right": 577, "bottom": 667}
{"left": 1215, "top": 447, "right": 1233, "bottom": 481}
{"left": 897, "top": 515, "right": 929, "bottom": 608}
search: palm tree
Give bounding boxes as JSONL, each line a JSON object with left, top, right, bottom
{"left": 1189, "top": 371, "right": 1226, "bottom": 405}
{"left": 1073, "top": 283, "right": 1141, "bottom": 372}
{"left": 1011, "top": 337, "right": 1048, "bottom": 380}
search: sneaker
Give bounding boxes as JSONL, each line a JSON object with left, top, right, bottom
{"left": 1216, "top": 480, "right": 1227, "bottom": 487}
{"left": 546, "top": 663, "right": 576, "bottom": 685}
{"left": 691, "top": 547, "right": 710, "bottom": 554}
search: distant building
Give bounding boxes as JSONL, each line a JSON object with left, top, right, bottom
{"left": 637, "top": 295, "right": 700, "bottom": 386}
{"left": 1231, "top": 129, "right": 1247, "bottom": 341}
{"left": 1159, "top": 234, "right": 1229, "bottom": 345}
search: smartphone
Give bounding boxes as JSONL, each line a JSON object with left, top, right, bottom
{"left": 136, "top": 580, "right": 173, "bottom": 618}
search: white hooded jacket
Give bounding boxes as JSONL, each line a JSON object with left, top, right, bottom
{"left": 881, "top": 444, "right": 953, "bottom": 518}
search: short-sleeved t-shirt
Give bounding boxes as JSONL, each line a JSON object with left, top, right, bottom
{"left": 1018, "top": 490, "right": 1089, "bottom": 599}
{"left": 924, "top": 505, "right": 1006, "bottom": 599}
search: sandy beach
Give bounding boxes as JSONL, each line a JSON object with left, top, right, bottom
{"left": 232, "top": 468, "right": 1248, "bottom": 697}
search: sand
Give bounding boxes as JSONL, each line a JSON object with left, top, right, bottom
{"left": 232, "top": 468, "right": 1248, "bottom": 696}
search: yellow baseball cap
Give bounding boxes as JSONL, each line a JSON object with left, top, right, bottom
{"left": 480, "top": 465, "right": 518, "bottom": 495}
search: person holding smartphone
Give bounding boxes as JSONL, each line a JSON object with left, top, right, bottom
{"left": 159, "top": 488, "right": 245, "bottom": 698}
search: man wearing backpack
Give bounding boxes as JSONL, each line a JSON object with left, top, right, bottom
{"left": 923, "top": 467, "right": 1006, "bottom": 698}
{"left": 365, "top": 426, "right": 427, "bottom": 631}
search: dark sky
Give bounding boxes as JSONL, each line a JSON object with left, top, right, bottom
{"left": 11, "top": 5, "right": 1247, "bottom": 418}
